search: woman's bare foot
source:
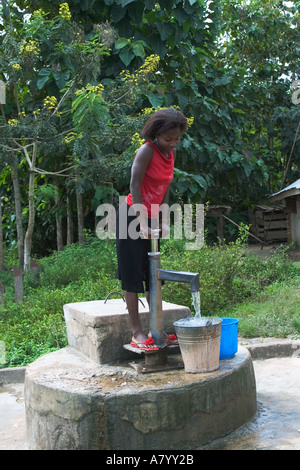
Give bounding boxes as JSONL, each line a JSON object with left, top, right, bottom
{"left": 131, "top": 332, "right": 159, "bottom": 351}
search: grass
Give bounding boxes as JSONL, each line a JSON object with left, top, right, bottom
{"left": 229, "top": 278, "right": 300, "bottom": 338}
{"left": 0, "top": 235, "right": 300, "bottom": 368}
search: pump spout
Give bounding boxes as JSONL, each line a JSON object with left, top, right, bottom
{"left": 158, "top": 269, "right": 200, "bottom": 293}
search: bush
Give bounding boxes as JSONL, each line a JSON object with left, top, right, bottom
{"left": 161, "top": 240, "right": 297, "bottom": 315}
{"left": 37, "top": 237, "right": 117, "bottom": 288}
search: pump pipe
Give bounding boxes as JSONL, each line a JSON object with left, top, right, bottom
{"left": 148, "top": 229, "right": 200, "bottom": 347}
{"left": 148, "top": 229, "right": 165, "bottom": 347}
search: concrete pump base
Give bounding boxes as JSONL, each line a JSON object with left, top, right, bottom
{"left": 25, "top": 345, "right": 257, "bottom": 450}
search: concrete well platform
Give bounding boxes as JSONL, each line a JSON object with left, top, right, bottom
{"left": 24, "top": 299, "right": 257, "bottom": 450}
{"left": 25, "top": 345, "right": 256, "bottom": 450}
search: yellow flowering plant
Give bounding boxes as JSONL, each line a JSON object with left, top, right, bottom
{"left": 74, "top": 84, "right": 104, "bottom": 98}
{"left": 130, "top": 132, "right": 145, "bottom": 154}
{"left": 120, "top": 54, "right": 160, "bottom": 87}
{"left": 8, "top": 119, "right": 18, "bottom": 127}
{"left": 19, "top": 39, "right": 40, "bottom": 57}
{"left": 59, "top": 3, "right": 71, "bottom": 21}
{"left": 187, "top": 116, "right": 194, "bottom": 128}
{"left": 62, "top": 131, "right": 78, "bottom": 144}
{"left": 141, "top": 107, "right": 156, "bottom": 115}
{"left": 43, "top": 96, "right": 57, "bottom": 112}
{"left": 71, "top": 82, "right": 110, "bottom": 145}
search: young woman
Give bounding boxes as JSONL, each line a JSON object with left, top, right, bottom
{"left": 116, "top": 107, "right": 188, "bottom": 351}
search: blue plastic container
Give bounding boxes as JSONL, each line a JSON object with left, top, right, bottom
{"left": 219, "top": 318, "right": 239, "bottom": 359}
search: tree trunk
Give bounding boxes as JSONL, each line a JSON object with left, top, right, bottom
{"left": 11, "top": 159, "right": 24, "bottom": 269}
{"left": 0, "top": 198, "right": 5, "bottom": 270}
{"left": 13, "top": 265, "right": 24, "bottom": 303}
{"left": 66, "top": 192, "right": 73, "bottom": 246}
{"left": 24, "top": 141, "right": 37, "bottom": 273}
{"left": 76, "top": 190, "right": 84, "bottom": 244}
{"left": 54, "top": 175, "right": 64, "bottom": 251}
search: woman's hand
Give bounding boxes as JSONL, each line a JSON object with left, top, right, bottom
{"left": 139, "top": 225, "right": 153, "bottom": 239}
{"left": 140, "top": 226, "right": 162, "bottom": 240}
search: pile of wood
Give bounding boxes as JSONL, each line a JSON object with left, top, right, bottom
{"left": 248, "top": 205, "right": 287, "bottom": 243}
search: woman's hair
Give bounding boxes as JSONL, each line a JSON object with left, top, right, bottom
{"left": 141, "top": 107, "right": 188, "bottom": 141}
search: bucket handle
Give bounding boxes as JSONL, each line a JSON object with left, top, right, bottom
{"left": 104, "top": 291, "right": 146, "bottom": 308}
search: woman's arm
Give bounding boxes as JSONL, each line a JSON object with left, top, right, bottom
{"left": 130, "top": 144, "right": 153, "bottom": 237}
{"left": 159, "top": 149, "right": 176, "bottom": 238}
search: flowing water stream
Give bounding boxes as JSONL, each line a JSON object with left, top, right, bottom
{"left": 191, "top": 291, "right": 201, "bottom": 318}
{"left": 174, "top": 291, "right": 219, "bottom": 327}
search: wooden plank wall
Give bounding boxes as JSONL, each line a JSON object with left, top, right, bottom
{"left": 248, "top": 205, "right": 287, "bottom": 243}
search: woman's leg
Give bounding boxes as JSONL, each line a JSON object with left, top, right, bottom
{"left": 124, "top": 290, "right": 146, "bottom": 343}
{"left": 145, "top": 290, "right": 150, "bottom": 308}
{"left": 124, "top": 290, "right": 158, "bottom": 348}
{"left": 116, "top": 203, "right": 157, "bottom": 347}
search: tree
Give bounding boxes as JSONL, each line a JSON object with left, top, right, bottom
{"left": 219, "top": 0, "right": 300, "bottom": 194}
{"left": 2, "top": 0, "right": 300, "bottom": 257}
{"left": 0, "top": 2, "right": 170, "bottom": 265}
{"left": 12, "top": 0, "right": 229, "bottom": 203}
{"left": 0, "top": 4, "right": 112, "bottom": 270}
{"left": 11, "top": 0, "right": 300, "bottom": 208}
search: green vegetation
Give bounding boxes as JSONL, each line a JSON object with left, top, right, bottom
{"left": 1, "top": 236, "right": 299, "bottom": 368}
{"left": 1, "top": 0, "right": 300, "bottom": 368}
{"left": 1, "top": 0, "right": 300, "bottom": 266}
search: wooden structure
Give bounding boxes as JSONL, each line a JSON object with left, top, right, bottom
{"left": 248, "top": 204, "right": 287, "bottom": 244}
{"left": 206, "top": 203, "right": 289, "bottom": 245}
{"left": 269, "top": 179, "right": 300, "bottom": 246}
{"left": 206, "top": 205, "right": 232, "bottom": 244}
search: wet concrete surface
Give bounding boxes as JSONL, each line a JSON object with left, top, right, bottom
{"left": 0, "top": 383, "right": 26, "bottom": 450}
{"left": 1, "top": 345, "right": 300, "bottom": 450}
{"left": 199, "top": 356, "right": 300, "bottom": 450}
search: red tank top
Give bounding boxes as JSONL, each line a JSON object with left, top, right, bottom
{"left": 126, "top": 142, "right": 174, "bottom": 219}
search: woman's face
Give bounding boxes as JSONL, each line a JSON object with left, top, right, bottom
{"left": 156, "top": 128, "right": 181, "bottom": 154}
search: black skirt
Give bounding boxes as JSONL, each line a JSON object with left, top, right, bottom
{"left": 116, "top": 202, "right": 158, "bottom": 293}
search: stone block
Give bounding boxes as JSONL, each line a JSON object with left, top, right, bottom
{"left": 63, "top": 299, "right": 190, "bottom": 364}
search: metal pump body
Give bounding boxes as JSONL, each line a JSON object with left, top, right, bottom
{"left": 148, "top": 230, "right": 199, "bottom": 347}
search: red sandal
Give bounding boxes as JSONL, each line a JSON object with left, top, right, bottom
{"left": 130, "top": 338, "right": 159, "bottom": 351}
{"left": 164, "top": 334, "right": 179, "bottom": 346}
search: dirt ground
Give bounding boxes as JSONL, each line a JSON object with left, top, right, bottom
{"left": 245, "top": 242, "right": 300, "bottom": 262}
